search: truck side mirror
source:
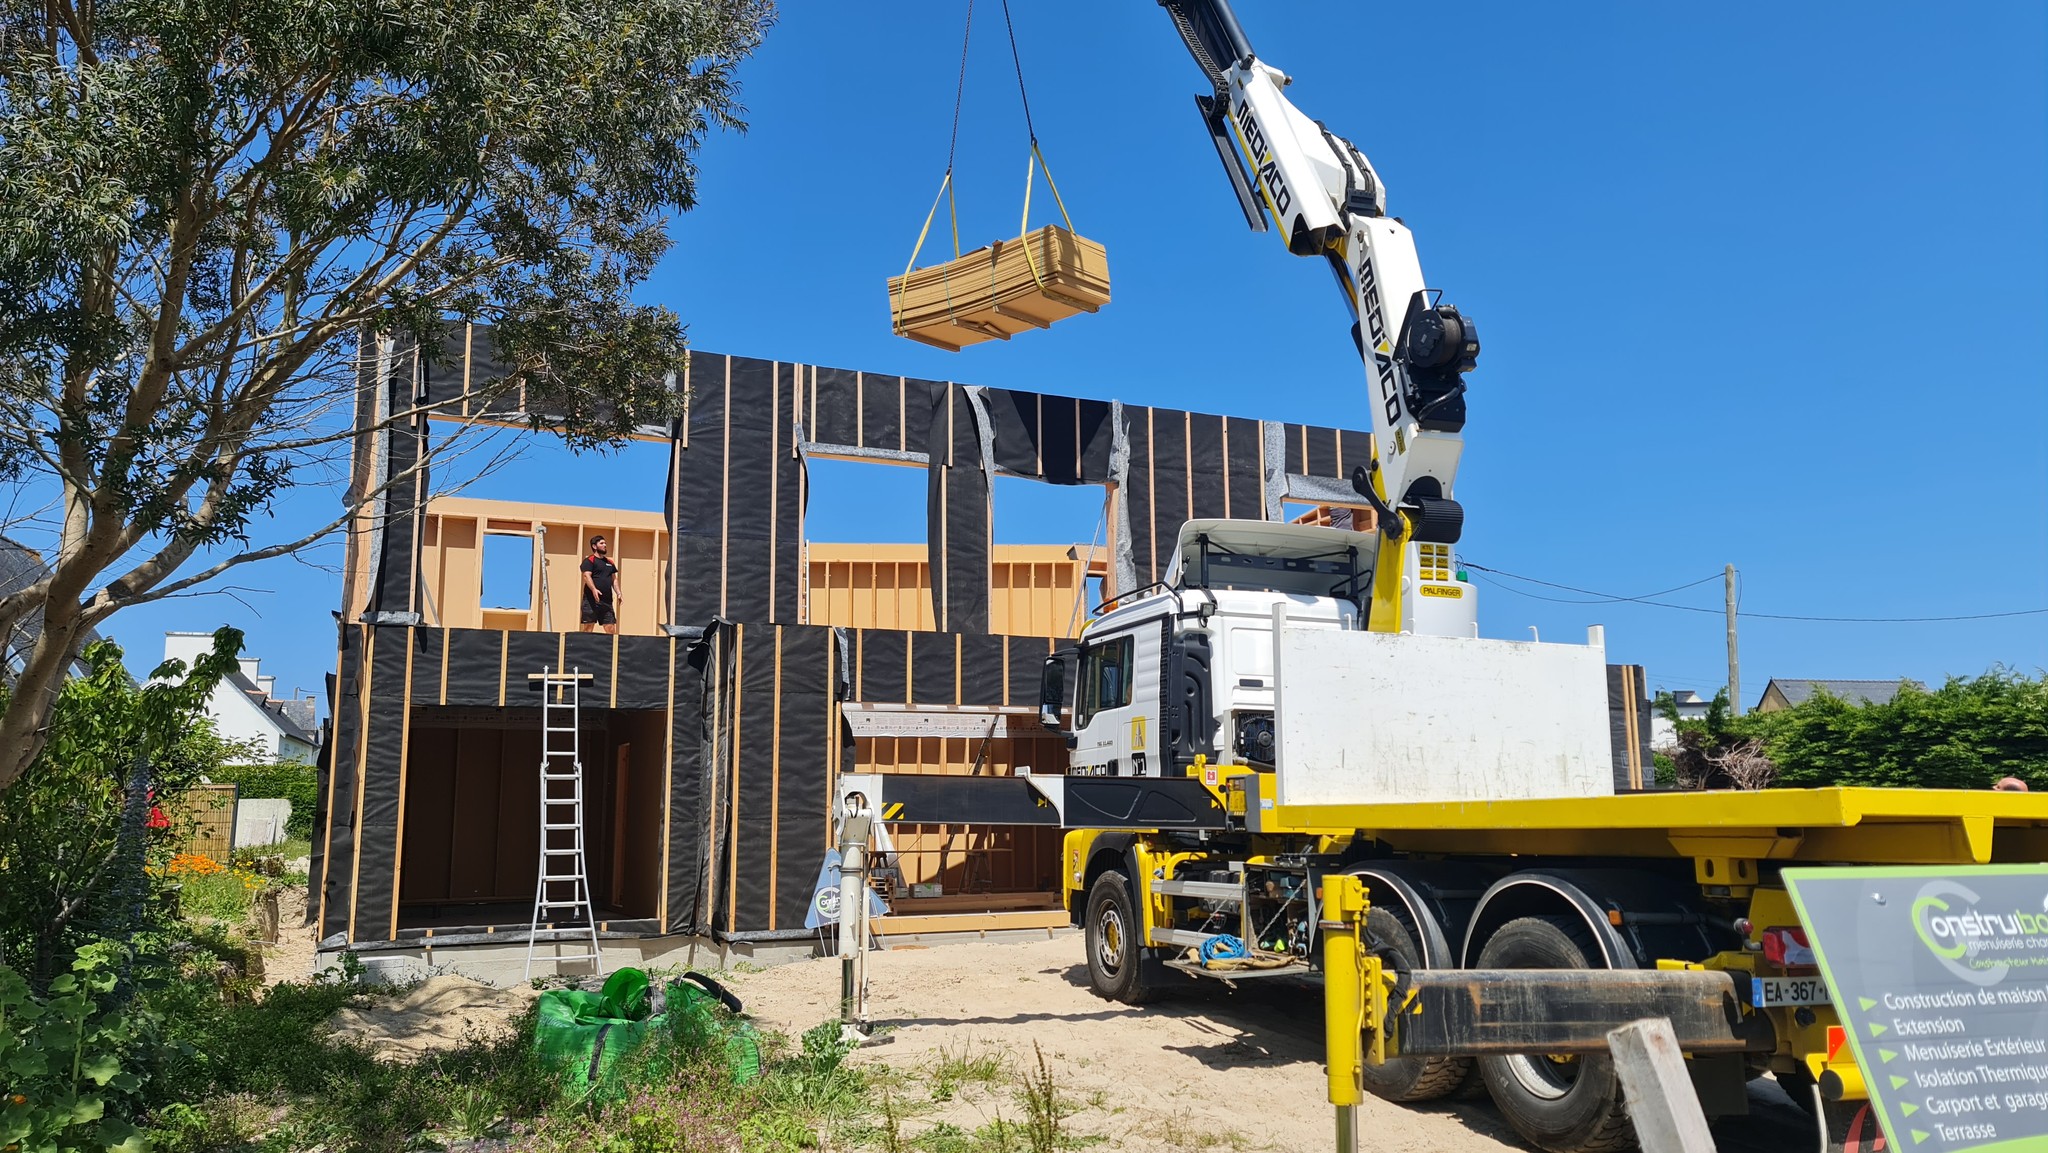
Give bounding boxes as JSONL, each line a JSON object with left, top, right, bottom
{"left": 1039, "top": 653, "right": 1069, "bottom": 730}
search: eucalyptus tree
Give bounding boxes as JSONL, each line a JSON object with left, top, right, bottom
{"left": 0, "top": 0, "right": 773, "bottom": 787}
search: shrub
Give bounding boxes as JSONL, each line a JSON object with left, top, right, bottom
{"left": 0, "top": 633, "right": 246, "bottom": 984}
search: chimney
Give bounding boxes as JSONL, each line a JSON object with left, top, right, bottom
{"left": 237, "top": 658, "right": 260, "bottom": 680}
{"left": 257, "top": 675, "right": 276, "bottom": 699}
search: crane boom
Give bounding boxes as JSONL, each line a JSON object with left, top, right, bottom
{"left": 1159, "top": 0, "right": 1480, "bottom": 635}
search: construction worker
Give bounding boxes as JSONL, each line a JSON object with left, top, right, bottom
{"left": 1994, "top": 776, "right": 2029, "bottom": 792}
{"left": 580, "top": 535, "right": 622, "bottom": 635}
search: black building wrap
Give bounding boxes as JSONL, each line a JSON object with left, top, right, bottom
{"left": 316, "top": 335, "right": 1419, "bottom": 945}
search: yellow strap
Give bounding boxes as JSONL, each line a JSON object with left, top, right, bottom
{"left": 1019, "top": 141, "right": 1078, "bottom": 291}
{"left": 1032, "top": 139, "right": 1075, "bottom": 231}
{"left": 896, "top": 170, "right": 959, "bottom": 334}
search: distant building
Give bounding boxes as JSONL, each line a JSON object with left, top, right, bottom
{"left": 0, "top": 537, "right": 113, "bottom": 681}
{"left": 162, "top": 633, "right": 319, "bottom": 763}
{"left": 1754, "top": 678, "right": 1921, "bottom": 714}
{"left": 1650, "top": 689, "right": 1713, "bottom": 748}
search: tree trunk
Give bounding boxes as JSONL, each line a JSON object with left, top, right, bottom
{"left": 0, "top": 603, "right": 92, "bottom": 791}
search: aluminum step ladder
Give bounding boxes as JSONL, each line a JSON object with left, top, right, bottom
{"left": 526, "top": 667, "right": 603, "bottom": 978}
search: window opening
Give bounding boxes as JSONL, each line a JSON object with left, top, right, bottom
{"left": 481, "top": 533, "right": 535, "bottom": 610}
{"left": 801, "top": 457, "right": 930, "bottom": 544}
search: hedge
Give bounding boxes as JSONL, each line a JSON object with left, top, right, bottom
{"left": 210, "top": 763, "right": 317, "bottom": 838}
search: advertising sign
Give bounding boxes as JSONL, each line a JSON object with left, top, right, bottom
{"left": 1785, "top": 865, "right": 2048, "bottom": 1153}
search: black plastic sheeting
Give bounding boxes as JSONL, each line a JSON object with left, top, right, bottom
{"left": 670, "top": 356, "right": 807, "bottom": 628}
{"left": 1607, "top": 664, "right": 1654, "bottom": 792}
{"left": 318, "top": 624, "right": 367, "bottom": 939}
{"left": 357, "top": 340, "right": 430, "bottom": 620}
{"left": 697, "top": 623, "right": 846, "bottom": 939}
{"left": 926, "top": 383, "right": 991, "bottom": 634}
{"left": 664, "top": 632, "right": 716, "bottom": 935}
{"left": 350, "top": 629, "right": 413, "bottom": 940}
{"left": 845, "top": 628, "right": 1058, "bottom": 709}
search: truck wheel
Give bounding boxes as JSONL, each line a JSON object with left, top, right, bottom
{"left": 1476, "top": 916, "right": 1638, "bottom": 1153}
{"left": 1357, "top": 906, "right": 1472, "bottom": 1102}
{"left": 1085, "top": 870, "right": 1156, "bottom": 1004}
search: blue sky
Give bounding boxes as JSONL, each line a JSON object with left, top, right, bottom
{"left": 107, "top": 0, "right": 2046, "bottom": 715}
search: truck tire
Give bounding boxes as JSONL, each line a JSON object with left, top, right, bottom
{"left": 1475, "top": 916, "right": 1638, "bottom": 1153}
{"left": 1357, "top": 906, "right": 1472, "bottom": 1102}
{"left": 1085, "top": 870, "right": 1156, "bottom": 1004}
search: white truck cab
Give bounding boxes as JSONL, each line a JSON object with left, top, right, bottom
{"left": 1043, "top": 518, "right": 1479, "bottom": 779}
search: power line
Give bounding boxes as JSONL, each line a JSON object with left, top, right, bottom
{"left": 1463, "top": 564, "right": 1722, "bottom": 606}
{"left": 1463, "top": 562, "right": 2048, "bottom": 624}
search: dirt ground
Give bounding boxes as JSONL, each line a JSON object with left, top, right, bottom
{"left": 725, "top": 935, "right": 1522, "bottom": 1153}
{"left": 266, "top": 882, "right": 319, "bottom": 986}
{"left": 326, "top": 974, "right": 539, "bottom": 1060}
{"left": 723, "top": 935, "right": 1820, "bottom": 1153}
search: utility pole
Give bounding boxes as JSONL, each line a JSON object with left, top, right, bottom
{"left": 1724, "top": 565, "right": 1741, "bottom": 716}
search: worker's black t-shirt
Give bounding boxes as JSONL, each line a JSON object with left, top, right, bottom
{"left": 580, "top": 554, "right": 618, "bottom": 599}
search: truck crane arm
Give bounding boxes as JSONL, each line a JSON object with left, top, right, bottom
{"left": 1158, "top": 0, "right": 1481, "bottom": 634}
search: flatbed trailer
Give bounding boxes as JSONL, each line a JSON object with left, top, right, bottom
{"left": 1049, "top": 779, "right": 2048, "bottom": 1153}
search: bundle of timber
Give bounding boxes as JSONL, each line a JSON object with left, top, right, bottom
{"left": 887, "top": 225, "right": 1110, "bottom": 352}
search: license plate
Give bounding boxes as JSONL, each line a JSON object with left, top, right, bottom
{"left": 1753, "top": 975, "right": 1830, "bottom": 1007}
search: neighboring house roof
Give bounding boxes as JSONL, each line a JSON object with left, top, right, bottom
{"left": 1761, "top": 678, "right": 1922, "bottom": 710}
{"left": 228, "top": 669, "right": 319, "bottom": 746}
{"left": 0, "top": 536, "right": 113, "bottom": 679}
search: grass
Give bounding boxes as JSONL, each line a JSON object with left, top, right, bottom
{"left": 926, "top": 1040, "right": 1008, "bottom": 1102}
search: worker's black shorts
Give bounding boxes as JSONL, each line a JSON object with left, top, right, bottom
{"left": 581, "top": 595, "right": 616, "bottom": 626}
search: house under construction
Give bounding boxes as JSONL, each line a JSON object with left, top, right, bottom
{"left": 311, "top": 333, "right": 1653, "bottom": 970}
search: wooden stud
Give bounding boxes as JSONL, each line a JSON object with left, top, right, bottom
{"left": 1035, "top": 391, "right": 1044, "bottom": 478}
{"left": 697, "top": 630, "right": 722, "bottom": 932}
{"left": 658, "top": 635, "right": 675, "bottom": 930}
{"left": 1146, "top": 407, "right": 1157, "bottom": 584}
{"left": 769, "top": 363, "right": 780, "bottom": 617}
{"left": 438, "top": 625, "right": 450, "bottom": 705}
{"left": 1221, "top": 417, "right": 1232, "bottom": 520}
{"left": 768, "top": 626, "right": 783, "bottom": 930}
{"left": 389, "top": 631, "right": 417, "bottom": 940}
{"left": 497, "top": 630, "right": 507, "bottom": 707}
{"left": 727, "top": 625, "right": 743, "bottom": 932}
{"left": 825, "top": 633, "right": 838, "bottom": 850}
{"left": 346, "top": 627, "right": 376, "bottom": 943}
{"left": 1256, "top": 421, "right": 1268, "bottom": 521}
{"left": 316, "top": 626, "right": 351, "bottom": 933}
{"left": 720, "top": 358, "right": 732, "bottom": 619}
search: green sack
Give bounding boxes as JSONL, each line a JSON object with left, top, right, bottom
{"left": 533, "top": 968, "right": 762, "bottom": 1099}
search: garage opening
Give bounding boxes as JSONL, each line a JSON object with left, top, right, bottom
{"left": 396, "top": 705, "right": 667, "bottom": 930}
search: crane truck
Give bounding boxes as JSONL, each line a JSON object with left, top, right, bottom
{"left": 844, "top": 4, "right": 2048, "bottom": 1151}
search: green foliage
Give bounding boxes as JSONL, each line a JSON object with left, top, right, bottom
{"left": 1763, "top": 672, "right": 2048, "bottom": 790}
{"left": 1656, "top": 673, "right": 2048, "bottom": 791}
{"left": 207, "top": 766, "right": 316, "bottom": 839}
{"left": 0, "top": 0, "right": 773, "bottom": 792}
{"left": 0, "top": 631, "right": 245, "bottom": 983}
{"left": 0, "top": 943, "right": 152, "bottom": 1153}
